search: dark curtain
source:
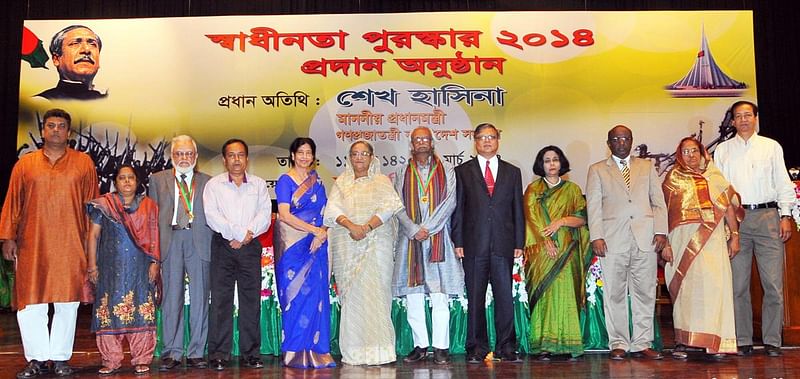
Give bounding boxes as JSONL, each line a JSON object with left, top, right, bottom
{"left": 2, "top": 0, "right": 798, "bottom": 197}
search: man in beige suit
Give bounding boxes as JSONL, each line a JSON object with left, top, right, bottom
{"left": 585, "top": 125, "right": 668, "bottom": 360}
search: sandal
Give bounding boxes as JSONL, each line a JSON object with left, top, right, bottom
{"left": 98, "top": 366, "right": 118, "bottom": 376}
{"left": 134, "top": 364, "right": 151, "bottom": 374}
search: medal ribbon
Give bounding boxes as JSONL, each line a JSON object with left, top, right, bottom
{"left": 175, "top": 172, "right": 196, "bottom": 218}
{"left": 411, "top": 159, "right": 438, "bottom": 201}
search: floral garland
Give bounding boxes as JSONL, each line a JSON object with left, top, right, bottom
{"left": 791, "top": 180, "right": 800, "bottom": 231}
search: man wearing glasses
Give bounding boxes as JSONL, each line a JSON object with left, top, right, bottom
{"left": 585, "top": 124, "right": 667, "bottom": 361}
{"left": 393, "top": 127, "right": 464, "bottom": 364}
{"left": 451, "top": 122, "right": 525, "bottom": 364}
{"left": 148, "top": 135, "right": 214, "bottom": 370}
{"left": 714, "top": 100, "right": 795, "bottom": 357}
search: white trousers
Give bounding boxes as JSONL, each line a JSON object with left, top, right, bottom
{"left": 406, "top": 293, "right": 450, "bottom": 349}
{"left": 17, "top": 302, "right": 79, "bottom": 362}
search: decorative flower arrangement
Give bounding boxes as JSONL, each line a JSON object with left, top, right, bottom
{"left": 791, "top": 180, "right": 800, "bottom": 231}
{"left": 261, "top": 246, "right": 279, "bottom": 307}
{"left": 585, "top": 256, "right": 604, "bottom": 305}
{"left": 511, "top": 256, "right": 528, "bottom": 304}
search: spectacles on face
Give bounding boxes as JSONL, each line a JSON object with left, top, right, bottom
{"left": 475, "top": 134, "right": 498, "bottom": 141}
{"left": 349, "top": 151, "right": 372, "bottom": 158}
{"left": 610, "top": 136, "right": 631, "bottom": 143}
{"left": 412, "top": 136, "right": 432, "bottom": 143}
{"left": 173, "top": 151, "right": 196, "bottom": 158}
{"left": 681, "top": 147, "right": 699, "bottom": 156}
{"left": 734, "top": 113, "right": 755, "bottom": 120}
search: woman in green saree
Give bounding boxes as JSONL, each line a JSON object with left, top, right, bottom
{"left": 523, "top": 146, "right": 593, "bottom": 360}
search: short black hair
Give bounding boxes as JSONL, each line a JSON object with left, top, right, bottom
{"left": 42, "top": 108, "right": 72, "bottom": 128}
{"left": 289, "top": 137, "right": 317, "bottom": 167}
{"left": 730, "top": 100, "right": 758, "bottom": 117}
{"left": 222, "top": 138, "right": 248, "bottom": 156}
{"left": 532, "top": 145, "right": 571, "bottom": 177}
{"left": 473, "top": 122, "right": 499, "bottom": 137}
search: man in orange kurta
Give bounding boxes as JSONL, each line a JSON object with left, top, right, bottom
{"left": 0, "top": 108, "right": 99, "bottom": 378}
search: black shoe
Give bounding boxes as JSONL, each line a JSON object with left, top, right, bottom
{"left": 706, "top": 353, "right": 726, "bottom": 361}
{"left": 16, "top": 360, "right": 47, "bottom": 379}
{"left": 242, "top": 356, "right": 264, "bottom": 369}
{"left": 160, "top": 357, "right": 181, "bottom": 371}
{"left": 433, "top": 348, "right": 449, "bottom": 365}
{"left": 537, "top": 352, "right": 551, "bottom": 362}
{"left": 52, "top": 361, "right": 73, "bottom": 377}
{"left": 403, "top": 346, "right": 427, "bottom": 363}
{"left": 210, "top": 358, "right": 226, "bottom": 371}
{"left": 672, "top": 344, "right": 688, "bottom": 360}
{"left": 764, "top": 345, "right": 783, "bottom": 357}
{"left": 499, "top": 351, "right": 522, "bottom": 363}
{"left": 186, "top": 357, "right": 208, "bottom": 369}
{"left": 467, "top": 355, "right": 482, "bottom": 364}
{"left": 736, "top": 345, "right": 753, "bottom": 356}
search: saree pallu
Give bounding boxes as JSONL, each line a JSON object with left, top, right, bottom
{"left": 523, "top": 179, "right": 592, "bottom": 357}
{"left": 275, "top": 173, "right": 335, "bottom": 368}
{"left": 663, "top": 162, "right": 740, "bottom": 354}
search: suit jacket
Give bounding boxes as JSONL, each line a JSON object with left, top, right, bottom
{"left": 148, "top": 169, "right": 213, "bottom": 262}
{"left": 451, "top": 157, "right": 525, "bottom": 257}
{"left": 585, "top": 156, "right": 667, "bottom": 253}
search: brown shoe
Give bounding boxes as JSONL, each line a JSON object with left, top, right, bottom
{"left": 632, "top": 348, "right": 663, "bottom": 360}
{"left": 609, "top": 349, "right": 627, "bottom": 360}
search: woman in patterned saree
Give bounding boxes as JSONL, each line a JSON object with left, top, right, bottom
{"left": 87, "top": 165, "right": 160, "bottom": 375}
{"left": 523, "top": 146, "right": 592, "bottom": 361}
{"left": 275, "top": 137, "right": 336, "bottom": 368}
{"left": 323, "top": 140, "right": 404, "bottom": 365}
{"left": 661, "top": 137, "right": 742, "bottom": 359}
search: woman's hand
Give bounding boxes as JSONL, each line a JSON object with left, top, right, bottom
{"left": 88, "top": 266, "right": 98, "bottom": 284}
{"left": 311, "top": 228, "right": 327, "bottom": 253}
{"left": 543, "top": 239, "right": 558, "bottom": 259}
{"left": 348, "top": 224, "right": 368, "bottom": 241}
{"left": 661, "top": 245, "right": 673, "bottom": 265}
{"left": 727, "top": 235, "right": 741, "bottom": 259}
{"left": 541, "top": 219, "right": 563, "bottom": 237}
{"left": 148, "top": 263, "right": 160, "bottom": 283}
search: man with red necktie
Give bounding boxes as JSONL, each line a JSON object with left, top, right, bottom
{"left": 451, "top": 122, "right": 525, "bottom": 364}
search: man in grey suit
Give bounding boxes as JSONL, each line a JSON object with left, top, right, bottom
{"left": 585, "top": 125, "right": 668, "bottom": 361}
{"left": 148, "top": 135, "right": 213, "bottom": 370}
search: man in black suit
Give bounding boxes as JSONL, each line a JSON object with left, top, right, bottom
{"left": 452, "top": 122, "right": 525, "bottom": 363}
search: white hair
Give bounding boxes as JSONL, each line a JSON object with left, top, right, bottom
{"left": 171, "top": 135, "right": 198, "bottom": 153}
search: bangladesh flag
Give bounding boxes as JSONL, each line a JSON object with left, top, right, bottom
{"left": 21, "top": 26, "right": 49, "bottom": 69}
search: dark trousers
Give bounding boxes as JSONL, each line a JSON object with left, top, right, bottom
{"left": 462, "top": 253, "right": 516, "bottom": 357}
{"left": 207, "top": 233, "right": 262, "bottom": 360}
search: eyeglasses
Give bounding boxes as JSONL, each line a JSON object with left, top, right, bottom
{"left": 412, "top": 136, "right": 432, "bottom": 143}
{"left": 173, "top": 151, "right": 196, "bottom": 158}
{"left": 475, "top": 134, "right": 498, "bottom": 141}
{"left": 610, "top": 137, "right": 631, "bottom": 143}
{"left": 734, "top": 113, "right": 755, "bottom": 120}
{"left": 681, "top": 148, "right": 699, "bottom": 156}
{"left": 349, "top": 151, "right": 372, "bottom": 158}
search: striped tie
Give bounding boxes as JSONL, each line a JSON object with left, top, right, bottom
{"left": 620, "top": 160, "right": 631, "bottom": 189}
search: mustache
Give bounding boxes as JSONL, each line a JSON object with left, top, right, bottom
{"left": 74, "top": 55, "right": 95, "bottom": 64}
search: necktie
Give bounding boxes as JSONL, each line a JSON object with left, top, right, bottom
{"left": 176, "top": 174, "right": 190, "bottom": 228}
{"left": 484, "top": 161, "right": 495, "bottom": 196}
{"left": 620, "top": 160, "right": 631, "bottom": 190}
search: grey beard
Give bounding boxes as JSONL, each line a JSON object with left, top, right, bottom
{"left": 175, "top": 163, "right": 195, "bottom": 174}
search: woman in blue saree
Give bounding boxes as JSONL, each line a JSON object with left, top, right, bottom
{"left": 275, "top": 137, "right": 336, "bottom": 369}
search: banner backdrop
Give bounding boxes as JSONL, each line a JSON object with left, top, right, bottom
{"left": 19, "top": 11, "right": 755, "bottom": 193}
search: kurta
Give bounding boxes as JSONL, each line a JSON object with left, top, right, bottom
{"left": 0, "top": 149, "right": 99, "bottom": 310}
{"left": 392, "top": 158, "right": 464, "bottom": 296}
{"left": 323, "top": 155, "right": 404, "bottom": 365}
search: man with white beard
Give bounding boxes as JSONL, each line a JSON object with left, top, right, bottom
{"left": 148, "top": 135, "right": 214, "bottom": 370}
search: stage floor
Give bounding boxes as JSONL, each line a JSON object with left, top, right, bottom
{"left": 1, "top": 306, "right": 799, "bottom": 378}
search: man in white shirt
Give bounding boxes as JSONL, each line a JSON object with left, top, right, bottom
{"left": 714, "top": 100, "right": 795, "bottom": 357}
{"left": 203, "top": 139, "right": 272, "bottom": 370}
